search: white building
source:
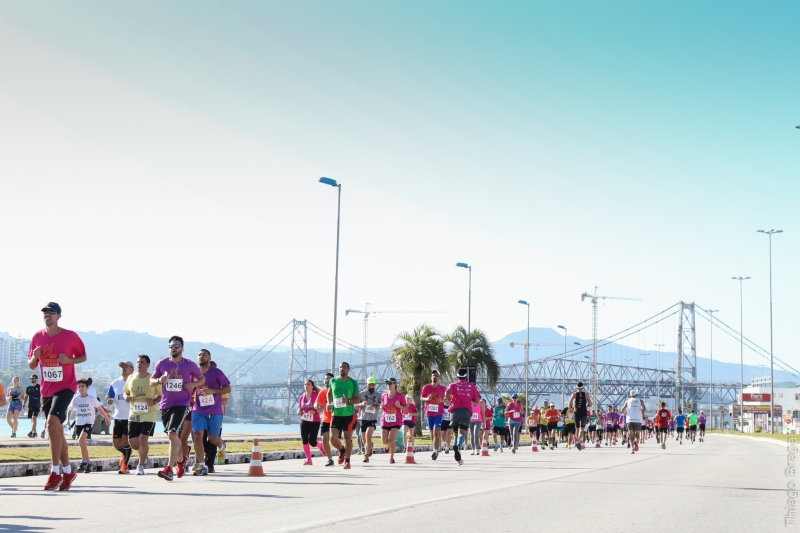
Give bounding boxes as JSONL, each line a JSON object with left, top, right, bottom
{"left": 739, "top": 377, "right": 800, "bottom": 434}
{"left": 0, "top": 332, "right": 31, "bottom": 371}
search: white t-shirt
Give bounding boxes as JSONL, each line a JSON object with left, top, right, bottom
{"left": 107, "top": 377, "right": 130, "bottom": 420}
{"left": 69, "top": 394, "right": 103, "bottom": 426}
{"left": 625, "top": 398, "right": 644, "bottom": 423}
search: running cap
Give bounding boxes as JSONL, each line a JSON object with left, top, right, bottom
{"left": 576, "top": 381, "right": 584, "bottom": 388}
{"left": 511, "top": 393, "right": 518, "bottom": 399}
{"left": 118, "top": 361, "right": 134, "bottom": 368}
{"left": 496, "top": 397, "right": 503, "bottom": 404}
{"left": 367, "top": 377, "right": 377, "bottom": 384}
{"left": 385, "top": 377, "right": 398, "bottom": 385}
{"left": 456, "top": 368, "right": 468, "bottom": 379}
{"left": 405, "top": 394, "right": 412, "bottom": 399}
{"left": 630, "top": 389, "right": 639, "bottom": 396}
{"left": 41, "top": 302, "right": 61, "bottom": 314}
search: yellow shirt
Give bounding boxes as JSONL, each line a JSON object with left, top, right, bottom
{"left": 123, "top": 374, "right": 162, "bottom": 424}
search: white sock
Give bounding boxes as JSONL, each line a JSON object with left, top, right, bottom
{"left": 63, "top": 465, "right": 72, "bottom": 474}
{"left": 199, "top": 462, "right": 205, "bottom": 467}
{"left": 51, "top": 465, "right": 61, "bottom": 474}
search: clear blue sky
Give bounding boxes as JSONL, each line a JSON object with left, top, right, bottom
{"left": 0, "top": 2, "right": 797, "bottom": 373}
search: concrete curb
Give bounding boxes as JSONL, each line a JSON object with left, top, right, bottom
{"left": 710, "top": 432, "right": 792, "bottom": 448}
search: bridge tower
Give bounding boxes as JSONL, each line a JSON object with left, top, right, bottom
{"left": 675, "top": 302, "right": 697, "bottom": 411}
{"left": 285, "top": 319, "right": 308, "bottom": 417}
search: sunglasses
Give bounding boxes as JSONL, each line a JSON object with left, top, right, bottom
{"left": 42, "top": 311, "right": 58, "bottom": 315}
{"left": 168, "top": 344, "right": 182, "bottom": 349}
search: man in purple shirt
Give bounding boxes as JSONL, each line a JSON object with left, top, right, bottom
{"left": 150, "top": 335, "right": 204, "bottom": 481}
{"left": 698, "top": 411, "right": 707, "bottom": 442}
{"left": 191, "top": 349, "right": 231, "bottom": 475}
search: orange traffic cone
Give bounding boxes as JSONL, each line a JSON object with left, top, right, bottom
{"left": 530, "top": 436, "right": 539, "bottom": 452}
{"left": 595, "top": 437, "right": 601, "bottom": 448}
{"left": 246, "top": 439, "right": 265, "bottom": 477}
{"left": 404, "top": 441, "right": 417, "bottom": 464}
{"left": 481, "top": 437, "right": 490, "bottom": 456}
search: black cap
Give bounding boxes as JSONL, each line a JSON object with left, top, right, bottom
{"left": 457, "top": 368, "right": 468, "bottom": 378}
{"left": 41, "top": 302, "right": 61, "bottom": 314}
{"left": 385, "top": 377, "right": 398, "bottom": 385}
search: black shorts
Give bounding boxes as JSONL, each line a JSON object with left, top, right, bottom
{"left": 331, "top": 414, "right": 357, "bottom": 433}
{"left": 492, "top": 425, "right": 507, "bottom": 436}
{"left": 28, "top": 403, "right": 41, "bottom": 418}
{"left": 160, "top": 406, "right": 189, "bottom": 434}
{"left": 676, "top": 427, "right": 684, "bottom": 433}
{"left": 689, "top": 425, "right": 697, "bottom": 431}
{"left": 574, "top": 412, "right": 587, "bottom": 427}
{"left": 403, "top": 421, "right": 416, "bottom": 429}
{"left": 699, "top": 424, "right": 706, "bottom": 431}
{"left": 547, "top": 422, "right": 558, "bottom": 431}
{"left": 128, "top": 421, "right": 156, "bottom": 439}
{"left": 360, "top": 419, "right": 377, "bottom": 433}
{"left": 42, "top": 389, "right": 75, "bottom": 424}
{"left": 440, "top": 420, "right": 451, "bottom": 431}
{"left": 449, "top": 408, "right": 472, "bottom": 430}
{"left": 563, "top": 424, "right": 576, "bottom": 435}
{"left": 320, "top": 421, "right": 331, "bottom": 434}
{"left": 657, "top": 427, "right": 668, "bottom": 433}
{"left": 588, "top": 425, "right": 596, "bottom": 432}
{"left": 76, "top": 423, "right": 93, "bottom": 437}
{"left": 113, "top": 419, "right": 129, "bottom": 438}
{"left": 528, "top": 426, "right": 536, "bottom": 434}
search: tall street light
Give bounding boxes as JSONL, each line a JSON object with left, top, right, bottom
{"left": 456, "top": 263, "right": 472, "bottom": 333}
{"left": 705, "top": 310, "right": 718, "bottom": 429}
{"left": 557, "top": 325, "right": 567, "bottom": 406}
{"left": 319, "top": 177, "right": 342, "bottom": 373}
{"left": 518, "top": 300, "right": 530, "bottom": 410}
{"left": 732, "top": 276, "right": 750, "bottom": 433}
{"left": 758, "top": 229, "right": 783, "bottom": 434}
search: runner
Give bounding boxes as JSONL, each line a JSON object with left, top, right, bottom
{"left": 603, "top": 406, "right": 615, "bottom": 445}
{"left": 66, "top": 379, "right": 111, "bottom": 473}
{"left": 482, "top": 398, "right": 493, "bottom": 452}
{"left": 25, "top": 374, "right": 41, "bottom": 438}
{"left": 152, "top": 336, "right": 204, "bottom": 481}
{"left": 444, "top": 368, "right": 481, "bottom": 466}
{"left": 567, "top": 382, "right": 592, "bottom": 450}
{"left": 698, "top": 411, "right": 707, "bottom": 442}
{"left": 298, "top": 379, "right": 324, "bottom": 465}
{"left": 327, "top": 361, "right": 360, "bottom": 470}
{"left": 543, "top": 402, "right": 559, "bottom": 449}
{"left": 562, "top": 406, "right": 576, "bottom": 449}
{"left": 191, "top": 349, "right": 230, "bottom": 475}
{"left": 5, "top": 376, "right": 24, "bottom": 437}
{"left": 688, "top": 409, "right": 698, "bottom": 444}
{"left": 203, "top": 360, "right": 226, "bottom": 473}
{"left": 506, "top": 393, "right": 523, "bottom": 453}
{"left": 588, "top": 409, "right": 598, "bottom": 445}
{"left": 420, "top": 370, "right": 446, "bottom": 460}
{"left": 491, "top": 397, "right": 507, "bottom": 452}
{"left": 527, "top": 405, "right": 540, "bottom": 444}
{"left": 315, "top": 373, "right": 335, "bottom": 466}
{"left": 123, "top": 355, "right": 161, "bottom": 474}
{"left": 106, "top": 361, "right": 134, "bottom": 474}
{"left": 380, "top": 377, "right": 407, "bottom": 464}
{"left": 621, "top": 390, "right": 645, "bottom": 454}
{"left": 441, "top": 401, "right": 453, "bottom": 454}
{"left": 539, "top": 401, "right": 550, "bottom": 449}
{"left": 403, "top": 394, "right": 418, "bottom": 450}
{"left": 28, "top": 302, "right": 87, "bottom": 491}
{"left": 356, "top": 377, "right": 380, "bottom": 462}
{"left": 674, "top": 410, "right": 685, "bottom": 444}
{"left": 668, "top": 417, "right": 675, "bottom": 438}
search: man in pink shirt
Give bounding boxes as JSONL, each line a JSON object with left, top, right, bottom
{"left": 421, "top": 370, "right": 447, "bottom": 461}
{"left": 444, "top": 368, "right": 480, "bottom": 466}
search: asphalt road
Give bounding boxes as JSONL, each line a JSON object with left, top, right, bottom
{"left": 0, "top": 435, "right": 788, "bottom": 532}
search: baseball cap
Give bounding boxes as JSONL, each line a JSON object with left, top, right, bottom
{"left": 511, "top": 393, "right": 518, "bottom": 399}
{"left": 367, "top": 377, "right": 377, "bottom": 384}
{"left": 577, "top": 381, "right": 584, "bottom": 388}
{"left": 118, "top": 361, "right": 134, "bottom": 368}
{"left": 456, "top": 368, "right": 468, "bottom": 378}
{"left": 41, "top": 302, "right": 61, "bottom": 314}
{"left": 385, "top": 377, "right": 398, "bottom": 385}
{"left": 496, "top": 397, "right": 503, "bottom": 404}
{"left": 405, "top": 394, "right": 412, "bottom": 399}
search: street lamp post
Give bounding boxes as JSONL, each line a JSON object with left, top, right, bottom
{"left": 732, "top": 276, "right": 750, "bottom": 433}
{"left": 456, "top": 263, "right": 472, "bottom": 333}
{"left": 319, "top": 177, "right": 342, "bottom": 373}
{"left": 558, "top": 325, "right": 567, "bottom": 406}
{"left": 518, "top": 300, "right": 530, "bottom": 410}
{"left": 758, "top": 229, "right": 783, "bottom": 434}
{"left": 706, "top": 310, "right": 718, "bottom": 429}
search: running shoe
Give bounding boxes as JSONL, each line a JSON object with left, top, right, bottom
{"left": 41, "top": 430, "right": 46, "bottom": 439}
{"left": 11, "top": 433, "right": 15, "bottom": 438}
{"left": 59, "top": 470, "right": 78, "bottom": 491}
{"left": 444, "top": 448, "right": 449, "bottom": 454}
{"left": 457, "top": 460, "right": 464, "bottom": 466}
{"left": 511, "top": 447, "right": 516, "bottom": 454}
{"left": 470, "top": 451, "right": 475, "bottom": 455}
{"left": 343, "top": 462, "right": 351, "bottom": 470}
{"left": 43, "top": 472, "right": 63, "bottom": 491}
{"left": 389, "top": 458, "right": 395, "bottom": 464}
{"left": 362, "top": 455, "right": 369, "bottom": 463}
{"left": 337, "top": 453, "right": 346, "bottom": 465}
{"left": 119, "top": 456, "right": 125, "bottom": 468}
{"left": 207, "top": 464, "right": 216, "bottom": 473}
{"left": 679, "top": 441, "right": 682, "bottom": 445}
{"left": 633, "top": 442, "right": 639, "bottom": 452}
{"left": 27, "top": 431, "right": 34, "bottom": 438}
{"left": 158, "top": 466, "right": 174, "bottom": 481}
{"left": 431, "top": 451, "right": 438, "bottom": 461}
{"left": 176, "top": 457, "right": 186, "bottom": 478}
{"left": 199, "top": 466, "right": 208, "bottom": 476}
{"left": 84, "top": 462, "right": 93, "bottom": 473}
{"left": 660, "top": 444, "right": 665, "bottom": 450}
{"left": 325, "top": 458, "right": 335, "bottom": 467}
{"left": 192, "top": 463, "right": 204, "bottom": 475}
{"left": 136, "top": 465, "right": 145, "bottom": 475}
{"left": 577, "top": 442, "right": 582, "bottom": 451}
{"left": 76, "top": 461, "right": 86, "bottom": 474}
{"left": 118, "top": 463, "right": 130, "bottom": 474}
{"left": 303, "top": 459, "right": 314, "bottom": 465}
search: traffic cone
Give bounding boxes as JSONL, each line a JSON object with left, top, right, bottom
{"left": 595, "top": 437, "right": 601, "bottom": 448}
{"left": 481, "top": 437, "right": 491, "bottom": 456}
{"left": 246, "top": 439, "right": 265, "bottom": 477}
{"left": 530, "top": 436, "right": 538, "bottom": 452}
{"left": 404, "top": 441, "right": 417, "bottom": 464}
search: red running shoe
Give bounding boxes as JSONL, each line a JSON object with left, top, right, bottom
{"left": 43, "top": 472, "right": 63, "bottom": 491}
{"left": 157, "top": 466, "right": 174, "bottom": 481}
{"left": 176, "top": 458, "right": 186, "bottom": 479}
{"left": 343, "top": 462, "right": 351, "bottom": 470}
{"left": 59, "top": 470, "right": 78, "bottom": 491}
{"left": 337, "top": 454, "right": 345, "bottom": 465}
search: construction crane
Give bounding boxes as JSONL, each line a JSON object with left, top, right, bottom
{"left": 581, "top": 286, "right": 642, "bottom": 406}
{"left": 345, "top": 303, "right": 444, "bottom": 368}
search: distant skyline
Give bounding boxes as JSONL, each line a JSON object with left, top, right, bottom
{"left": 1, "top": 2, "right": 797, "bottom": 373}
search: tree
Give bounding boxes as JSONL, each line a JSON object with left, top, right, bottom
{"left": 391, "top": 324, "right": 448, "bottom": 436}
{"left": 444, "top": 326, "right": 500, "bottom": 390}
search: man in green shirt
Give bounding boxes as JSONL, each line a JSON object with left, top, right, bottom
{"left": 688, "top": 410, "right": 699, "bottom": 443}
{"left": 326, "top": 361, "right": 360, "bottom": 469}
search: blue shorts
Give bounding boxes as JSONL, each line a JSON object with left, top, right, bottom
{"left": 427, "top": 415, "right": 443, "bottom": 429}
{"left": 191, "top": 413, "right": 223, "bottom": 437}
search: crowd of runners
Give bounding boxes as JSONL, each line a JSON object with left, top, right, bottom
{"left": 19, "top": 301, "right": 708, "bottom": 491}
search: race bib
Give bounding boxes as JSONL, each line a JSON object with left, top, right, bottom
{"left": 166, "top": 379, "right": 183, "bottom": 392}
{"left": 365, "top": 405, "right": 376, "bottom": 414}
{"left": 428, "top": 404, "right": 439, "bottom": 413}
{"left": 384, "top": 413, "right": 397, "bottom": 423}
{"left": 334, "top": 397, "right": 345, "bottom": 409}
{"left": 198, "top": 394, "right": 215, "bottom": 407}
{"left": 133, "top": 402, "right": 149, "bottom": 413}
{"left": 471, "top": 412, "right": 479, "bottom": 421}
{"left": 512, "top": 412, "right": 520, "bottom": 419}
{"left": 403, "top": 413, "right": 412, "bottom": 421}
{"left": 301, "top": 411, "right": 314, "bottom": 422}
{"left": 442, "top": 411, "right": 451, "bottom": 421}
{"left": 42, "top": 366, "right": 63, "bottom": 383}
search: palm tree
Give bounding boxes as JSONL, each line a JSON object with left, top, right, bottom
{"left": 444, "top": 326, "right": 500, "bottom": 390}
{"left": 391, "top": 324, "right": 448, "bottom": 436}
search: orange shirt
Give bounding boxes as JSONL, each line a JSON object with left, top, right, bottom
{"left": 318, "top": 387, "right": 332, "bottom": 424}
{"left": 545, "top": 408, "right": 560, "bottom": 423}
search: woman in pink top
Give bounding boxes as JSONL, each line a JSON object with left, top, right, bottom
{"left": 297, "top": 379, "right": 324, "bottom": 465}
{"left": 481, "top": 399, "right": 492, "bottom": 449}
{"left": 402, "top": 394, "right": 418, "bottom": 448}
{"left": 380, "top": 378, "right": 407, "bottom": 464}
